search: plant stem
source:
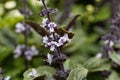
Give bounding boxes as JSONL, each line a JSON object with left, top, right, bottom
{"left": 41, "top": 0, "right": 66, "bottom": 78}
{"left": 23, "top": 0, "right": 29, "bottom": 69}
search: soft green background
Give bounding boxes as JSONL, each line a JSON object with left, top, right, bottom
{"left": 0, "top": 0, "right": 120, "bottom": 80}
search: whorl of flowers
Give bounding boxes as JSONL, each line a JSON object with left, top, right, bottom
{"left": 15, "top": 22, "right": 31, "bottom": 34}
{"left": 25, "top": 0, "right": 79, "bottom": 79}
{"left": 42, "top": 18, "right": 71, "bottom": 52}
{"left": 102, "top": 14, "right": 120, "bottom": 57}
{"left": 14, "top": 22, "right": 39, "bottom": 61}
{"left": 13, "top": 0, "right": 39, "bottom": 61}
{"left": 13, "top": 45, "right": 39, "bottom": 61}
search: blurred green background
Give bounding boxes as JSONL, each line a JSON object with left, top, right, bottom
{"left": 0, "top": 0, "right": 120, "bottom": 80}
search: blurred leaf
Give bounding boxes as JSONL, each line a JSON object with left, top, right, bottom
{"left": 0, "top": 46, "right": 13, "bottom": 63}
{"left": 109, "top": 52, "right": 120, "bottom": 65}
{"left": 106, "top": 71, "right": 120, "bottom": 80}
{"left": 23, "top": 66, "right": 56, "bottom": 80}
{"left": 24, "top": 68, "right": 38, "bottom": 80}
{"left": 64, "top": 59, "right": 81, "bottom": 70}
{"left": 83, "top": 58, "right": 111, "bottom": 72}
{"left": 94, "top": 4, "right": 110, "bottom": 22}
{"left": 64, "top": 29, "right": 87, "bottom": 52}
{"left": 3, "top": 10, "right": 23, "bottom": 27}
{"left": 34, "top": 75, "right": 45, "bottom": 80}
{"left": 87, "top": 72, "right": 104, "bottom": 80}
{"left": 0, "top": 28, "right": 17, "bottom": 46}
{"left": 67, "top": 67, "right": 88, "bottom": 80}
{"left": 36, "top": 66, "right": 56, "bottom": 75}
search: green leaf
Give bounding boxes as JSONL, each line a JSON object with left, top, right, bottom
{"left": 24, "top": 68, "right": 38, "bottom": 80}
{"left": 109, "top": 52, "right": 120, "bottom": 65}
{"left": 23, "top": 66, "right": 56, "bottom": 80}
{"left": 36, "top": 66, "right": 56, "bottom": 76}
{"left": 106, "top": 71, "right": 120, "bottom": 80}
{"left": 0, "top": 46, "right": 13, "bottom": 63}
{"left": 83, "top": 58, "right": 111, "bottom": 72}
{"left": 3, "top": 10, "right": 23, "bottom": 27}
{"left": 64, "top": 59, "right": 80, "bottom": 70}
{"left": 67, "top": 67, "right": 88, "bottom": 80}
{"left": 26, "top": 20, "right": 50, "bottom": 36}
{"left": 94, "top": 4, "right": 110, "bottom": 22}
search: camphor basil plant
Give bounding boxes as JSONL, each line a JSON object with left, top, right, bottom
{"left": 23, "top": 0, "right": 79, "bottom": 80}
{"left": 1, "top": 0, "right": 120, "bottom": 80}
{"left": 21, "top": 0, "right": 120, "bottom": 80}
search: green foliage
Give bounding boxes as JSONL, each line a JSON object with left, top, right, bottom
{"left": 109, "top": 52, "right": 120, "bottom": 65}
{"left": 94, "top": 4, "right": 111, "bottom": 22}
{"left": 83, "top": 58, "right": 111, "bottom": 72}
{"left": 106, "top": 71, "right": 120, "bottom": 80}
{"left": 23, "top": 66, "right": 56, "bottom": 80}
{"left": 0, "top": 0, "right": 120, "bottom": 80}
{"left": 67, "top": 67, "right": 88, "bottom": 80}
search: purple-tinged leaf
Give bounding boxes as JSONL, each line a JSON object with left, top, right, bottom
{"left": 26, "top": 20, "right": 50, "bottom": 36}
{"left": 65, "top": 15, "right": 80, "bottom": 31}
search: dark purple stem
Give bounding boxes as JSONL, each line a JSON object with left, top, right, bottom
{"left": 41, "top": 0, "right": 66, "bottom": 77}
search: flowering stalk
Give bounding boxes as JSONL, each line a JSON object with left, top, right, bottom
{"left": 41, "top": 0, "right": 67, "bottom": 79}
{"left": 102, "top": 14, "right": 120, "bottom": 57}
{"left": 25, "top": 0, "right": 77, "bottom": 79}
{"left": 14, "top": 0, "right": 39, "bottom": 69}
{"left": 25, "top": 0, "right": 80, "bottom": 79}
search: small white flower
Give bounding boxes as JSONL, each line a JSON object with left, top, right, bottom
{"left": 15, "top": 23, "right": 25, "bottom": 33}
{"left": 48, "top": 22, "right": 57, "bottom": 32}
{"left": 43, "top": 36, "right": 49, "bottom": 44}
{"left": 42, "top": 18, "right": 49, "bottom": 27}
{"left": 64, "top": 34, "right": 71, "bottom": 42}
{"left": 48, "top": 41, "right": 58, "bottom": 51}
{"left": 57, "top": 34, "right": 71, "bottom": 46}
{"left": 104, "top": 40, "right": 114, "bottom": 47}
{"left": 4, "top": 76, "right": 11, "bottom": 80}
{"left": 28, "top": 69, "right": 38, "bottom": 77}
{"left": 95, "top": 53, "right": 102, "bottom": 58}
{"left": 46, "top": 53, "right": 53, "bottom": 65}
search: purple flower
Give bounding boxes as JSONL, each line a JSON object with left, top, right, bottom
{"left": 14, "top": 45, "right": 39, "bottom": 61}
{"left": 25, "top": 46, "right": 39, "bottom": 61}
{"left": 57, "top": 34, "right": 70, "bottom": 46}
{"left": 48, "top": 22, "right": 57, "bottom": 33}
{"left": 42, "top": 18, "right": 49, "bottom": 27}
{"left": 48, "top": 41, "right": 58, "bottom": 51}
{"left": 13, "top": 44, "right": 25, "bottom": 58}
{"left": 15, "top": 23, "right": 25, "bottom": 33}
{"left": 46, "top": 53, "right": 53, "bottom": 65}
{"left": 15, "top": 23, "right": 31, "bottom": 33}
{"left": 43, "top": 36, "right": 49, "bottom": 44}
